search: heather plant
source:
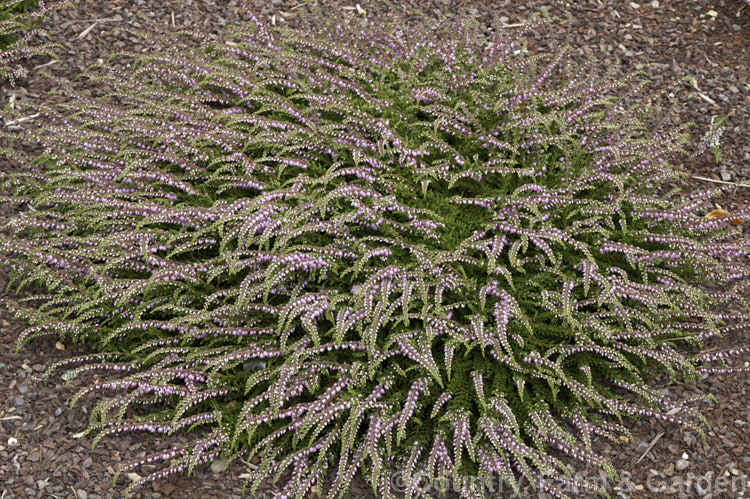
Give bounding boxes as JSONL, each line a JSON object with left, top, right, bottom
{"left": 0, "top": 0, "right": 64, "bottom": 84}
{"left": 1, "top": 5, "right": 749, "bottom": 498}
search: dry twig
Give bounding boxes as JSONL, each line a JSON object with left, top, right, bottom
{"left": 77, "top": 22, "right": 98, "bottom": 40}
{"left": 692, "top": 175, "right": 750, "bottom": 188}
{"left": 636, "top": 431, "right": 665, "bottom": 464}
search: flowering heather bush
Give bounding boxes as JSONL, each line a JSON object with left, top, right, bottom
{"left": 0, "top": 0, "right": 63, "bottom": 84}
{"left": 1, "top": 6, "right": 749, "bottom": 498}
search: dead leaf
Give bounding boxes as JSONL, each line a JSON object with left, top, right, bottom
{"left": 704, "top": 209, "right": 744, "bottom": 225}
{"left": 706, "top": 209, "right": 729, "bottom": 218}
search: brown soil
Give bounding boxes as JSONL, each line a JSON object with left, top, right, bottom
{"left": 1, "top": 0, "right": 749, "bottom": 498}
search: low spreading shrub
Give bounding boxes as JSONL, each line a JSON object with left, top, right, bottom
{"left": 0, "top": 0, "right": 63, "bottom": 84}
{"left": 1, "top": 5, "right": 748, "bottom": 498}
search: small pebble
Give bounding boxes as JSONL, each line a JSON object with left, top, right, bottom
{"left": 664, "top": 462, "right": 674, "bottom": 476}
{"left": 211, "top": 457, "right": 228, "bottom": 473}
{"left": 683, "top": 431, "right": 696, "bottom": 446}
{"left": 676, "top": 459, "right": 690, "bottom": 471}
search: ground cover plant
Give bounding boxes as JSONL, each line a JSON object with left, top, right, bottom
{"left": 0, "top": 0, "right": 63, "bottom": 84}
{"left": 1, "top": 3, "right": 749, "bottom": 498}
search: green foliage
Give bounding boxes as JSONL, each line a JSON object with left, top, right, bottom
{"left": 0, "top": 0, "right": 63, "bottom": 83}
{"left": 1, "top": 4, "right": 748, "bottom": 499}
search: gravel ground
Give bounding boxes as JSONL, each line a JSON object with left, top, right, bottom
{"left": 0, "top": 0, "right": 749, "bottom": 498}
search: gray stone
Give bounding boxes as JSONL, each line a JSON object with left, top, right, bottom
{"left": 210, "top": 457, "right": 228, "bottom": 473}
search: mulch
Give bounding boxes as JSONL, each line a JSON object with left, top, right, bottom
{"left": 0, "top": 0, "right": 749, "bottom": 497}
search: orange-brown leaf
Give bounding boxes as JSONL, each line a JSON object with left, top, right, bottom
{"left": 704, "top": 209, "right": 744, "bottom": 225}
